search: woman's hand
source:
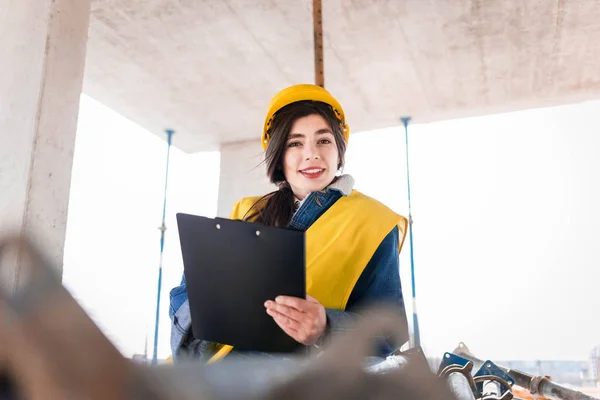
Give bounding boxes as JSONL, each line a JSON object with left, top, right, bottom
{"left": 264, "top": 294, "right": 327, "bottom": 346}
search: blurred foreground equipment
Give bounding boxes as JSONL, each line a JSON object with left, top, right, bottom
{"left": 0, "top": 235, "right": 450, "bottom": 399}
{"left": 1, "top": 235, "right": 597, "bottom": 400}
{"left": 0, "top": 236, "right": 184, "bottom": 399}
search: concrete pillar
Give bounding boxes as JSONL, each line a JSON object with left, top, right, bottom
{"left": 0, "top": 0, "right": 91, "bottom": 290}
{"left": 217, "top": 140, "right": 275, "bottom": 217}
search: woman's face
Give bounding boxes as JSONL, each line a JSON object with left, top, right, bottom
{"left": 282, "top": 114, "right": 339, "bottom": 200}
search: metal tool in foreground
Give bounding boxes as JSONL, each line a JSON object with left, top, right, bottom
{"left": 450, "top": 342, "right": 599, "bottom": 400}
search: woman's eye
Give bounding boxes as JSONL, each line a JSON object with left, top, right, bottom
{"left": 288, "top": 141, "right": 301, "bottom": 148}
{"left": 318, "top": 139, "right": 332, "bottom": 144}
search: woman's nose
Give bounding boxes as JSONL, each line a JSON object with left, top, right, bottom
{"left": 304, "top": 143, "right": 320, "bottom": 160}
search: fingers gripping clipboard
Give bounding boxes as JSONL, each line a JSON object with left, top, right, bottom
{"left": 176, "top": 213, "right": 305, "bottom": 353}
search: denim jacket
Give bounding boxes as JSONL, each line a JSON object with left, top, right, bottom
{"left": 169, "top": 184, "right": 407, "bottom": 361}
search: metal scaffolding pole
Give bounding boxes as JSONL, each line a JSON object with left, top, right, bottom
{"left": 401, "top": 116, "right": 421, "bottom": 348}
{"left": 152, "top": 129, "right": 174, "bottom": 365}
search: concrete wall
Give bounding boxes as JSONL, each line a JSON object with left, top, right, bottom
{"left": 0, "top": 0, "right": 91, "bottom": 289}
{"left": 217, "top": 140, "right": 274, "bottom": 217}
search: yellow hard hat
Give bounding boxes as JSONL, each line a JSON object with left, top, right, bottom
{"left": 262, "top": 84, "right": 350, "bottom": 151}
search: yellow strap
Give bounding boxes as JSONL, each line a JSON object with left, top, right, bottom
{"left": 207, "top": 344, "right": 233, "bottom": 363}
{"left": 305, "top": 190, "right": 403, "bottom": 309}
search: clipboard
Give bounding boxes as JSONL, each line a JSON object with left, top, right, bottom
{"left": 176, "top": 213, "right": 305, "bottom": 353}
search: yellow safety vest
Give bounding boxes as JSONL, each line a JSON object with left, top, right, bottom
{"left": 208, "top": 190, "right": 407, "bottom": 362}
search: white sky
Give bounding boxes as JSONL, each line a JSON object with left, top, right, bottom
{"left": 63, "top": 95, "right": 220, "bottom": 360}
{"left": 63, "top": 94, "right": 600, "bottom": 362}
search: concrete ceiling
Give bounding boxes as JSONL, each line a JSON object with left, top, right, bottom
{"left": 83, "top": 0, "right": 600, "bottom": 153}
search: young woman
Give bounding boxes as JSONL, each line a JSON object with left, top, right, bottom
{"left": 169, "top": 84, "right": 408, "bottom": 363}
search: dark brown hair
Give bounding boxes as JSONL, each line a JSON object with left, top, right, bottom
{"left": 244, "top": 101, "right": 347, "bottom": 227}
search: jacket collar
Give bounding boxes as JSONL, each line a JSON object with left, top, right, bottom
{"left": 294, "top": 174, "right": 355, "bottom": 209}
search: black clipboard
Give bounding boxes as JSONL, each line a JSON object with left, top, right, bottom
{"left": 176, "top": 213, "right": 305, "bottom": 353}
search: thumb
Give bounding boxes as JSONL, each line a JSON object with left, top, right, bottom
{"left": 306, "top": 294, "right": 320, "bottom": 304}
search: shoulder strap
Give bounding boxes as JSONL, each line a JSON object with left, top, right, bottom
{"left": 229, "top": 196, "right": 264, "bottom": 220}
{"left": 306, "top": 190, "right": 406, "bottom": 310}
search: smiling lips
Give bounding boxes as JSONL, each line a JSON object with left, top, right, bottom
{"left": 300, "top": 167, "right": 325, "bottom": 179}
